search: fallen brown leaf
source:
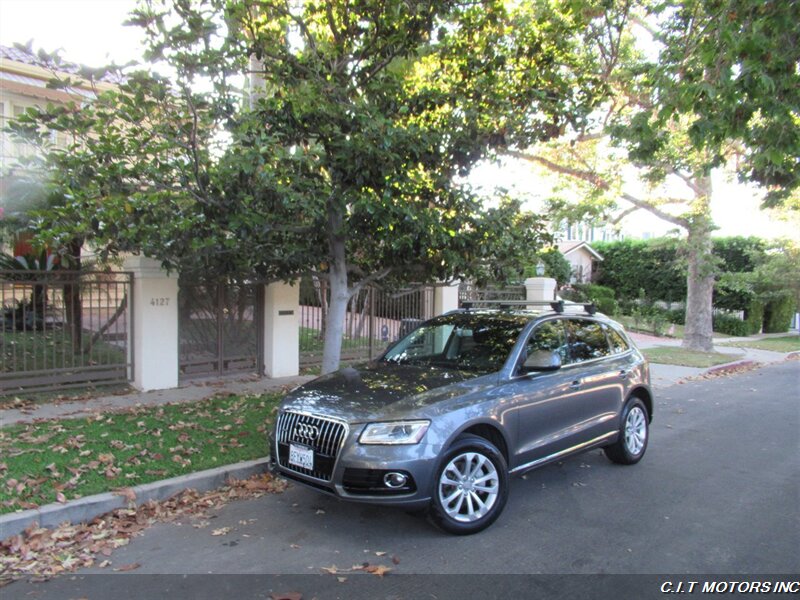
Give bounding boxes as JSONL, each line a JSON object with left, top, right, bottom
{"left": 361, "top": 564, "right": 391, "bottom": 577}
{"left": 114, "top": 562, "right": 141, "bottom": 572}
{"left": 269, "top": 593, "right": 302, "bottom": 600}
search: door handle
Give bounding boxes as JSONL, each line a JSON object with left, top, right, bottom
{"left": 619, "top": 370, "right": 629, "bottom": 380}
{"left": 569, "top": 379, "right": 582, "bottom": 390}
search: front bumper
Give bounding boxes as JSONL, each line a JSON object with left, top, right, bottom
{"left": 271, "top": 424, "right": 439, "bottom": 510}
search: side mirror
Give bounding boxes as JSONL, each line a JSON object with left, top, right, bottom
{"left": 523, "top": 350, "right": 562, "bottom": 372}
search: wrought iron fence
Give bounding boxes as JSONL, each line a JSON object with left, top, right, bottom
{"left": 458, "top": 282, "right": 526, "bottom": 308}
{"left": 1, "top": 270, "right": 132, "bottom": 394}
{"left": 178, "top": 282, "right": 263, "bottom": 379}
{"left": 299, "top": 278, "right": 434, "bottom": 367}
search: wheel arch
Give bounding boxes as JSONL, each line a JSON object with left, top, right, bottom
{"left": 628, "top": 385, "right": 653, "bottom": 422}
{"left": 453, "top": 421, "right": 510, "bottom": 466}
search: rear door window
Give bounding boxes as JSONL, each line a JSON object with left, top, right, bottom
{"left": 605, "top": 324, "right": 630, "bottom": 354}
{"left": 565, "top": 319, "right": 611, "bottom": 363}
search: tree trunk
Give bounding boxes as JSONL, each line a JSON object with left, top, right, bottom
{"left": 682, "top": 177, "right": 715, "bottom": 352}
{"left": 321, "top": 202, "right": 350, "bottom": 374}
{"left": 63, "top": 238, "right": 83, "bottom": 354}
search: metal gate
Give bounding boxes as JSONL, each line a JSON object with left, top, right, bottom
{"left": 178, "top": 282, "right": 263, "bottom": 379}
{"left": 458, "top": 282, "right": 526, "bottom": 307}
{"left": 299, "top": 279, "right": 434, "bottom": 367}
{"left": 1, "top": 270, "right": 132, "bottom": 394}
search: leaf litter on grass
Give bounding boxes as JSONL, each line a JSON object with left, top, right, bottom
{"left": 0, "top": 393, "right": 283, "bottom": 513}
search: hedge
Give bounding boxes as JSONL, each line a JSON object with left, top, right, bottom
{"left": 592, "top": 236, "right": 766, "bottom": 306}
{"left": 763, "top": 296, "right": 796, "bottom": 333}
{"left": 713, "top": 313, "right": 751, "bottom": 337}
{"left": 744, "top": 300, "right": 764, "bottom": 335}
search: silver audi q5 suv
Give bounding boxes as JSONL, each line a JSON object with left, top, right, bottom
{"left": 270, "top": 304, "right": 652, "bottom": 534}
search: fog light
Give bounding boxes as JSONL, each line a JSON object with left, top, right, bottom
{"left": 383, "top": 472, "right": 408, "bottom": 488}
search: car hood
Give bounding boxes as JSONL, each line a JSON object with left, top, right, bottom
{"left": 280, "top": 363, "right": 497, "bottom": 422}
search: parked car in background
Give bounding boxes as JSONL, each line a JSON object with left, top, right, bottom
{"left": 270, "top": 304, "right": 653, "bottom": 534}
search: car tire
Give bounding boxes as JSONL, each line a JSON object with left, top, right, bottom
{"left": 604, "top": 396, "right": 649, "bottom": 465}
{"left": 428, "top": 434, "right": 509, "bottom": 535}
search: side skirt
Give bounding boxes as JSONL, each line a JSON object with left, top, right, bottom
{"left": 509, "top": 431, "right": 617, "bottom": 476}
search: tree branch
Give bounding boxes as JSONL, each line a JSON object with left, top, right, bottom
{"left": 349, "top": 267, "right": 392, "bottom": 294}
{"left": 507, "top": 149, "right": 691, "bottom": 229}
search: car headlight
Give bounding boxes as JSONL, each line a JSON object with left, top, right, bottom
{"left": 359, "top": 420, "right": 430, "bottom": 445}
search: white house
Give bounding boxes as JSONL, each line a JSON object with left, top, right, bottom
{"left": 557, "top": 241, "right": 604, "bottom": 283}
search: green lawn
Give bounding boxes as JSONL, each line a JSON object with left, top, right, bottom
{"left": 1, "top": 329, "right": 126, "bottom": 373}
{"left": 299, "top": 326, "right": 372, "bottom": 354}
{"left": 642, "top": 347, "right": 736, "bottom": 368}
{"left": 0, "top": 392, "right": 282, "bottom": 514}
{"left": 719, "top": 335, "right": 800, "bottom": 353}
{"left": 615, "top": 315, "right": 684, "bottom": 338}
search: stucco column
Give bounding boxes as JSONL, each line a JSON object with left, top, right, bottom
{"left": 434, "top": 281, "right": 460, "bottom": 316}
{"left": 263, "top": 281, "right": 300, "bottom": 378}
{"left": 525, "top": 277, "right": 557, "bottom": 305}
{"left": 124, "top": 256, "right": 179, "bottom": 391}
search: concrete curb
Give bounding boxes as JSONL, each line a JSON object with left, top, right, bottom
{"left": 0, "top": 457, "right": 270, "bottom": 540}
{"left": 705, "top": 359, "right": 759, "bottom": 375}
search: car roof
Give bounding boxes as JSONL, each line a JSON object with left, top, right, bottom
{"left": 453, "top": 302, "right": 605, "bottom": 321}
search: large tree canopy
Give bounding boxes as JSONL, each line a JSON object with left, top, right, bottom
{"left": 8, "top": 0, "right": 614, "bottom": 372}
{"left": 508, "top": 0, "right": 798, "bottom": 351}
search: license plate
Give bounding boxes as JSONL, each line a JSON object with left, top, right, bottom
{"left": 288, "top": 443, "right": 314, "bottom": 470}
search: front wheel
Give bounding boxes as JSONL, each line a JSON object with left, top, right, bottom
{"left": 429, "top": 435, "right": 508, "bottom": 535}
{"left": 604, "top": 397, "right": 649, "bottom": 465}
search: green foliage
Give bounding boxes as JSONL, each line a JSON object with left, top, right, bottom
{"left": 712, "top": 312, "right": 750, "bottom": 337}
{"left": 763, "top": 297, "right": 797, "bottom": 334}
{"left": 12, "top": 1, "right": 617, "bottom": 370}
{"left": 524, "top": 248, "right": 572, "bottom": 286}
{"left": 8, "top": 1, "right": 611, "bottom": 285}
{"left": 744, "top": 300, "right": 764, "bottom": 336}
{"left": 593, "top": 237, "right": 775, "bottom": 310}
{"left": 592, "top": 239, "right": 686, "bottom": 303}
{"left": 713, "top": 237, "right": 767, "bottom": 273}
{"left": 616, "top": 0, "right": 800, "bottom": 206}
{"left": 572, "top": 283, "right": 617, "bottom": 315}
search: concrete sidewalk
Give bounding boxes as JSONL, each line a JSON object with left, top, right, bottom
{"left": 630, "top": 331, "right": 797, "bottom": 388}
{"left": 0, "top": 373, "right": 314, "bottom": 427}
{"left": 2, "top": 332, "right": 796, "bottom": 427}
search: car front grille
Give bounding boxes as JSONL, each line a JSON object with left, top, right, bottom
{"left": 275, "top": 411, "right": 347, "bottom": 482}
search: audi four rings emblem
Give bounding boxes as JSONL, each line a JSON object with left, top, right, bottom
{"left": 294, "top": 423, "right": 320, "bottom": 440}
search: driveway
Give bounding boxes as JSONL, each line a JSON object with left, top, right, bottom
{"left": 5, "top": 361, "right": 799, "bottom": 598}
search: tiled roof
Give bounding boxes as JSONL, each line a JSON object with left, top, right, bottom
{"left": 0, "top": 44, "right": 125, "bottom": 85}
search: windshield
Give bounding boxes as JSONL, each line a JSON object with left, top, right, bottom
{"left": 381, "top": 313, "right": 528, "bottom": 373}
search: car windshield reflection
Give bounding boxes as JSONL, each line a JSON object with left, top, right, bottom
{"left": 381, "top": 314, "right": 527, "bottom": 373}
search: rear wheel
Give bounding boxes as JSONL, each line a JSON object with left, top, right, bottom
{"left": 604, "top": 397, "right": 649, "bottom": 465}
{"left": 429, "top": 435, "right": 508, "bottom": 535}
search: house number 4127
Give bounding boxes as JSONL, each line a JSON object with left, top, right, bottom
{"left": 150, "top": 298, "right": 170, "bottom": 306}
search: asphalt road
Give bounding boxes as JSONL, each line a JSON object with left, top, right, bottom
{"left": 7, "top": 361, "right": 799, "bottom": 599}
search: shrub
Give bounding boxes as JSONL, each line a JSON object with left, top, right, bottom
{"left": 666, "top": 307, "right": 686, "bottom": 325}
{"left": 713, "top": 313, "right": 750, "bottom": 336}
{"left": 573, "top": 283, "right": 618, "bottom": 315}
{"left": 763, "top": 296, "right": 796, "bottom": 333}
{"left": 743, "top": 300, "right": 764, "bottom": 335}
{"left": 525, "top": 248, "right": 572, "bottom": 286}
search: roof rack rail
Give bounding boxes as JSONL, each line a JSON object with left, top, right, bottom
{"left": 459, "top": 300, "right": 599, "bottom": 315}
